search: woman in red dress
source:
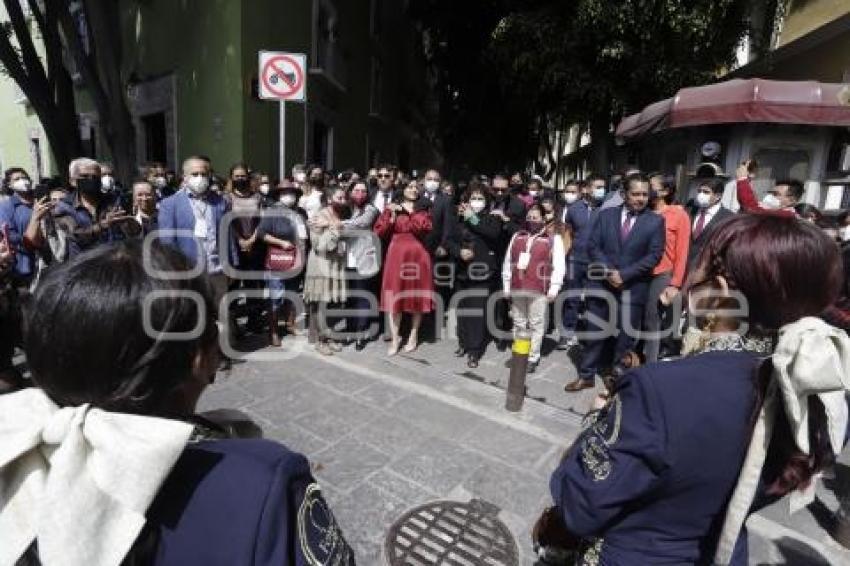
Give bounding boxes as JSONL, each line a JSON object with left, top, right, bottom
{"left": 374, "top": 180, "right": 434, "bottom": 355}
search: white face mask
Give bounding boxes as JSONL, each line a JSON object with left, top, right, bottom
{"left": 424, "top": 180, "right": 440, "bottom": 193}
{"left": 280, "top": 194, "right": 296, "bottom": 207}
{"left": 469, "top": 199, "right": 486, "bottom": 213}
{"left": 696, "top": 192, "right": 712, "bottom": 208}
{"left": 186, "top": 175, "right": 209, "bottom": 195}
{"left": 563, "top": 193, "right": 578, "bottom": 205}
{"left": 528, "top": 190, "right": 539, "bottom": 199}
{"left": 592, "top": 187, "right": 606, "bottom": 200}
{"left": 101, "top": 175, "right": 115, "bottom": 193}
{"left": 10, "top": 178, "right": 31, "bottom": 193}
{"left": 259, "top": 183, "right": 270, "bottom": 195}
{"left": 761, "top": 193, "right": 781, "bottom": 210}
{"left": 153, "top": 176, "right": 167, "bottom": 189}
{"left": 294, "top": 172, "right": 306, "bottom": 183}
{"left": 840, "top": 226, "right": 850, "bottom": 243}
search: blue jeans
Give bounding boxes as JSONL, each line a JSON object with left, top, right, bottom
{"left": 265, "top": 274, "right": 285, "bottom": 311}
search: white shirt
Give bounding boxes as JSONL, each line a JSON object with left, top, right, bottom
{"left": 693, "top": 202, "right": 721, "bottom": 231}
{"left": 298, "top": 191, "right": 322, "bottom": 220}
{"left": 373, "top": 190, "right": 392, "bottom": 213}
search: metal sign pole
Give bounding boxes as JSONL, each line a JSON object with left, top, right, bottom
{"left": 279, "top": 100, "right": 286, "bottom": 180}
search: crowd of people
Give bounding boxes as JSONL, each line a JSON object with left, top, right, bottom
{"left": 4, "top": 154, "right": 850, "bottom": 384}
{"left": 1, "top": 153, "right": 850, "bottom": 565}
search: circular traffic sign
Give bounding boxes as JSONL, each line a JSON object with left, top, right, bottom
{"left": 261, "top": 54, "right": 305, "bottom": 99}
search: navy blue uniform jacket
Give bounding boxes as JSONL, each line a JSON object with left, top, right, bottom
{"left": 587, "top": 206, "right": 665, "bottom": 304}
{"left": 148, "top": 439, "right": 355, "bottom": 565}
{"left": 550, "top": 351, "right": 762, "bottom": 565}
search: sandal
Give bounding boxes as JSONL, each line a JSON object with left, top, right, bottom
{"left": 403, "top": 331, "right": 418, "bottom": 353}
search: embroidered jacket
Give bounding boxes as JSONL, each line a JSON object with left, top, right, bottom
{"left": 550, "top": 349, "right": 765, "bottom": 565}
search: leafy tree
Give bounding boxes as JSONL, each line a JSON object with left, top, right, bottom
{"left": 415, "top": 0, "right": 785, "bottom": 178}
{"left": 0, "top": 0, "right": 135, "bottom": 182}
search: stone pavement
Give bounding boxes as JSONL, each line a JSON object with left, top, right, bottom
{"left": 200, "top": 330, "right": 582, "bottom": 565}
{"left": 198, "top": 327, "right": 850, "bottom": 565}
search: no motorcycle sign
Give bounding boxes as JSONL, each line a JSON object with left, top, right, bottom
{"left": 259, "top": 51, "right": 307, "bottom": 102}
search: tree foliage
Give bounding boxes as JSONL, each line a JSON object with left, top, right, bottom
{"left": 414, "top": 0, "right": 784, "bottom": 177}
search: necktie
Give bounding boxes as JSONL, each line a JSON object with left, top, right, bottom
{"left": 621, "top": 212, "right": 635, "bottom": 241}
{"left": 694, "top": 210, "right": 707, "bottom": 239}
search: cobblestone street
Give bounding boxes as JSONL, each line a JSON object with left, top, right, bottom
{"left": 200, "top": 330, "right": 850, "bottom": 565}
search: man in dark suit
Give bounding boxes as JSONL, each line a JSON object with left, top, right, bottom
{"left": 419, "top": 168, "right": 456, "bottom": 336}
{"left": 566, "top": 174, "right": 665, "bottom": 392}
{"left": 489, "top": 173, "right": 528, "bottom": 349}
{"left": 687, "top": 177, "right": 734, "bottom": 270}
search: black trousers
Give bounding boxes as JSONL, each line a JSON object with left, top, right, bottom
{"left": 455, "top": 279, "right": 492, "bottom": 357}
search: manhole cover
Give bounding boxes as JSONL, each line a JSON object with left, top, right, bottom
{"left": 385, "top": 498, "right": 519, "bottom": 565}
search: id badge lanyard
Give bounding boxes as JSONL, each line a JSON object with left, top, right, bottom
{"left": 517, "top": 233, "right": 540, "bottom": 272}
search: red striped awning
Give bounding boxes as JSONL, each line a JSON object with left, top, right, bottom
{"left": 615, "top": 78, "right": 850, "bottom": 140}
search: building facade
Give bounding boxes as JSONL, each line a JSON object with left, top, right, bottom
{"left": 0, "top": 0, "right": 441, "bottom": 180}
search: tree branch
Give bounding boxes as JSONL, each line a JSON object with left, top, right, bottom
{"left": 56, "top": 1, "right": 112, "bottom": 134}
{"left": 2, "top": 0, "right": 48, "bottom": 87}
{"left": 0, "top": 25, "right": 29, "bottom": 87}
{"left": 30, "top": 0, "right": 58, "bottom": 93}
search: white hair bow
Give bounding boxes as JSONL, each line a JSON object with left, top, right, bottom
{"left": 714, "top": 317, "right": 850, "bottom": 564}
{"left": 0, "top": 388, "right": 193, "bottom": 566}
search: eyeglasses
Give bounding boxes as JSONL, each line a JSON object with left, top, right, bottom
{"left": 377, "top": 174, "right": 392, "bottom": 179}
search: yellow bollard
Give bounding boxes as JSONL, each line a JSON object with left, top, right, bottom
{"left": 506, "top": 329, "right": 531, "bottom": 411}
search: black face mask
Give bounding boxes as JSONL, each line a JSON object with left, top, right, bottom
{"left": 233, "top": 179, "right": 250, "bottom": 192}
{"left": 78, "top": 177, "right": 102, "bottom": 196}
{"left": 525, "top": 220, "right": 544, "bottom": 233}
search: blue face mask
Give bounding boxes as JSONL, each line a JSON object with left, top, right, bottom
{"left": 592, "top": 187, "right": 606, "bottom": 200}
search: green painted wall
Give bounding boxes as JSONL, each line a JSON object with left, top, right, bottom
{"left": 0, "top": 4, "right": 55, "bottom": 178}
{"left": 240, "top": 0, "right": 312, "bottom": 178}
{"left": 123, "top": 0, "right": 245, "bottom": 172}
{"left": 0, "top": 0, "right": 439, "bottom": 180}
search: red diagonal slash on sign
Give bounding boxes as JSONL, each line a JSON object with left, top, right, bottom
{"left": 261, "top": 54, "right": 305, "bottom": 99}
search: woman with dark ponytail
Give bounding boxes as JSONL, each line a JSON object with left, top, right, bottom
{"left": 0, "top": 240, "right": 353, "bottom": 565}
{"left": 544, "top": 214, "right": 850, "bottom": 566}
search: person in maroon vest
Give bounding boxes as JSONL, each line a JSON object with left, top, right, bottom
{"left": 501, "top": 204, "right": 566, "bottom": 372}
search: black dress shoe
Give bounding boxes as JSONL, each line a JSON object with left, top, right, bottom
{"left": 355, "top": 339, "right": 368, "bottom": 351}
{"left": 527, "top": 361, "right": 538, "bottom": 374}
{"left": 467, "top": 355, "right": 479, "bottom": 369}
{"left": 454, "top": 346, "right": 466, "bottom": 357}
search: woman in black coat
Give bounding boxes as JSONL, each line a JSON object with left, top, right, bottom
{"left": 447, "top": 182, "right": 502, "bottom": 368}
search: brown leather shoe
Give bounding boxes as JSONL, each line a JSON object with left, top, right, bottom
{"left": 564, "top": 378, "right": 595, "bottom": 392}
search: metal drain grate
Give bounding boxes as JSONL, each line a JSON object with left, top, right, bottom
{"left": 385, "top": 499, "right": 519, "bottom": 566}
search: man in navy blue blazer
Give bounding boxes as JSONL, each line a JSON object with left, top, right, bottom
{"left": 566, "top": 174, "right": 665, "bottom": 391}
{"left": 560, "top": 180, "right": 601, "bottom": 346}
